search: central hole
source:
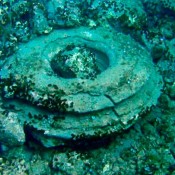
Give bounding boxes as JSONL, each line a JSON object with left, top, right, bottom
{"left": 50, "top": 44, "right": 109, "bottom": 79}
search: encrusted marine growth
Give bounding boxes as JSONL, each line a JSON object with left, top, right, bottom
{"left": 51, "top": 44, "right": 100, "bottom": 79}
{"left": 0, "top": 27, "right": 162, "bottom": 147}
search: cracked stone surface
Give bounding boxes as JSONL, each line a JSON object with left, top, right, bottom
{"left": 0, "top": 27, "right": 162, "bottom": 147}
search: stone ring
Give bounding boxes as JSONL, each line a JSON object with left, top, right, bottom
{"left": 0, "top": 27, "right": 162, "bottom": 147}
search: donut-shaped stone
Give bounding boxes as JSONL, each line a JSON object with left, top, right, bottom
{"left": 0, "top": 27, "right": 162, "bottom": 147}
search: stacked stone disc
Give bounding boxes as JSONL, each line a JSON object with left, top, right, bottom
{"left": 0, "top": 27, "right": 162, "bottom": 147}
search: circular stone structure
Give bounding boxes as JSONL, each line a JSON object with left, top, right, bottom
{"left": 0, "top": 27, "right": 162, "bottom": 147}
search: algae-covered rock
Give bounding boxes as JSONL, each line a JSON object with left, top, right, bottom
{"left": 0, "top": 27, "right": 162, "bottom": 147}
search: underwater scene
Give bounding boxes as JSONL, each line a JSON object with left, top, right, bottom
{"left": 0, "top": 0, "right": 175, "bottom": 174}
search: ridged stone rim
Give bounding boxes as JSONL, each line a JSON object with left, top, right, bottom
{"left": 0, "top": 27, "right": 163, "bottom": 147}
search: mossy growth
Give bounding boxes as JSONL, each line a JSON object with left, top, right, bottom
{"left": 0, "top": 74, "right": 70, "bottom": 112}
